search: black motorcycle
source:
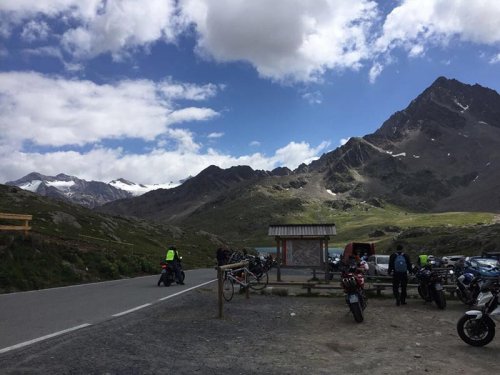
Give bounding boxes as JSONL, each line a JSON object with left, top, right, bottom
{"left": 158, "top": 260, "right": 185, "bottom": 287}
{"left": 457, "top": 281, "right": 500, "bottom": 346}
{"left": 455, "top": 272, "right": 482, "bottom": 306}
{"left": 415, "top": 266, "right": 446, "bottom": 309}
{"left": 325, "top": 255, "right": 341, "bottom": 280}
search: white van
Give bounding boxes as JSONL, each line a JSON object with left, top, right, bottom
{"left": 367, "top": 255, "right": 390, "bottom": 276}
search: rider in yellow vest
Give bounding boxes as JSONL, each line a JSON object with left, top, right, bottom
{"left": 418, "top": 254, "right": 428, "bottom": 268}
{"left": 165, "top": 246, "right": 184, "bottom": 285}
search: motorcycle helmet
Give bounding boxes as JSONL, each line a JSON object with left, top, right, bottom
{"left": 359, "top": 260, "right": 369, "bottom": 271}
{"left": 460, "top": 273, "right": 474, "bottom": 285}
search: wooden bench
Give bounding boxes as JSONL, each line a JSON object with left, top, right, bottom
{"left": 0, "top": 213, "right": 32, "bottom": 235}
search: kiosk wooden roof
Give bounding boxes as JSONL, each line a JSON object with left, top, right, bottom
{"left": 268, "top": 224, "right": 336, "bottom": 238}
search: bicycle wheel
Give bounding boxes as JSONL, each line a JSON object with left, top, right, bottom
{"left": 248, "top": 271, "right": 268, "bottom": 291}
{"left": 222, "top": 277, "right": 234, "bottom": 301}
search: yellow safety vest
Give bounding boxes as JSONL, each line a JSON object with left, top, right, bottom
{"left": 166, "top": 249, "right": 176, "bottom": 261}
{"left": 419, "top": 254, "right": 428, "bottom": 266}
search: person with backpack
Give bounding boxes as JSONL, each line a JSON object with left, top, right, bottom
{"left": 388, "top": 244, "right": 412, "bottom": 306}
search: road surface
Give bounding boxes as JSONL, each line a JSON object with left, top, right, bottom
{"left": 0, "top": 268, "right": 216, "bottom": 353}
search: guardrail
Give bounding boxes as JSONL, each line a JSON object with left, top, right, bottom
{"left": 0, "top": 213, "right": 32, "bottom": 235}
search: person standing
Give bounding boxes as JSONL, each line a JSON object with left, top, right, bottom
{"left": 388, "top": 244, "right": 412, "bottom": 306}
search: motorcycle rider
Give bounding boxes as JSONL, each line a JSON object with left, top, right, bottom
{"left": 417, "top": 254, "right": 429, "bottom": 268}
{"left": 388, "top": 244, "right": 412, "bottom": 306}
{"left": 166, "top": 245, "right": 184, "bottom": 285}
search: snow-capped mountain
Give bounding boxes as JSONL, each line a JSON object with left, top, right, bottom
{"left": 6, "top": 173, "right": 180, "bottom": 208}
{"left": 109, "top": 178, "right": 180, "bottom": 197}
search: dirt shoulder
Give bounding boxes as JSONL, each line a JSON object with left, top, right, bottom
{"left": 0, "top": 284, "right": 498, "bottom": 374}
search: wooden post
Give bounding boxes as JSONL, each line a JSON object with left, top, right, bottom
{"left": 217, "top": 267, "right": 224, "bottom": 318}
{"left": 216, "top": 261, "right": 249, "bottom": 319}
{"left": 276, "top": 237, "right": 282, "bottom": 282}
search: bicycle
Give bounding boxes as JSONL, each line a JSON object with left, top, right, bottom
{"left": 222, "top": 266, "right": 268, "bottom": 301}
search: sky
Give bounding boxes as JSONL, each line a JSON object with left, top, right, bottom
{"left": 0, "top": 0, "right": 499, "bottom": 185}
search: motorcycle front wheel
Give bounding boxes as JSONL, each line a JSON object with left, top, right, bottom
{"left": 457, "top": 314, "right": 495, "bottom": 347}
{"left": 350, "top": 301, "right": 364, "bottom": 323}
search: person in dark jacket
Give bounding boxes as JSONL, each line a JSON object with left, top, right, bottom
{"left": 166, "top": 245, "right": 184, "bottom": 285}
{"left": 388, "top": 244, "right": 412, "bottom": 306}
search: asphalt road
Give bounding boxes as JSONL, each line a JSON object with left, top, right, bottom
{"left": 0, "top": 268, "right": 217, "bottom": 354}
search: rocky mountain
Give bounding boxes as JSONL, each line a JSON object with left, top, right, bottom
{"left": 98, "top": 77, "right": 500, "bottom": 231}
{"left": 5, "top": 173, "right": 179, "bottom": 208}
{"left": 310, "top": 76, "right": 500, "bottom": 211}
{"left": 5, "top": 173, "right": 132, "bottom": 208}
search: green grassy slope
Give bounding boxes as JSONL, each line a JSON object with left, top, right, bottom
{"left": 0, "top": 185, "right": 226, "bottom": 293}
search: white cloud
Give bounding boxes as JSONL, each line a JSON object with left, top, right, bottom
{"left": 376, "top": 0, "right": 500, "bottom": 55}
{"left": 368, "top": 62, "right": 383, "bottom": 84}
{"left": 0, "top": 140, "right": 329, "bottom": 185}
{"left": 0, "top": 72, "right": 220, "bottom": 149}
{"left": 302, "top": 91, "right": 323, "bottom": 105}
{"left": 20, "top": 20, "right": 50, "bottom": 42}
{"left": 4, "top": 1, "right": 500, "bottom": 84}
{"left": 340, "top": 138, "right": 350, "bottom": 146}
{"left": 61, "top": 0, "right": 179, "bottom": 60}
{"left": 490, "top": 53, "right": 500, "bottom": 64}
{"left": 207, "top": 132, "right": 224, "bottom": 139}
{"left": 249, "top": 141, "right": 261, "bottom": 147}
{"left": 0, "top": 70, "right": 329, "bottom": 184}
{"left": 180, "top": 0, "right": 378, "bottom": 82}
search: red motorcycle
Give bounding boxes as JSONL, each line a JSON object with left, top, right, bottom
{"left": 340, "top": 261, "right": 368, "bottom": 323}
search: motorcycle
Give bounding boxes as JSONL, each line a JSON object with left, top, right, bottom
{"left": 157, "top": 259, "right": 185, "bottom": 287}
{"left": 415, "top": 266, "right": 446, "bottom": 309}
{"left": 455, "top": 272, "right": 482, "bottom": 306}
{"left": 457, "top": 281, "right": 500, "bottom": 346}
{"left": 340, "top": 262, "right": 368, "bottom": 323}
{"left": 325, "top": 255, "right": 341, "bottom": 280}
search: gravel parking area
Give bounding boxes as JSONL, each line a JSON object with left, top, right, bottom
{"left": 0, "top": 283, "right": 498, "bottom": 374}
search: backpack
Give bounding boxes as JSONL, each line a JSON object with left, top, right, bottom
{"left": 394, "top": 253, "right": 407, "bottom": 273}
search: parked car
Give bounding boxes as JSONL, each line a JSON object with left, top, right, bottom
{"left": 441, "top": 255, "right": 465, "bottom": 268}
{"left": 367, "top": 255, "right": 390, "bottom": 276}
{"left": 463, "top": 257, "right": 500, "bottom": 278}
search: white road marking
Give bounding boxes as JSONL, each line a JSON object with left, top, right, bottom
{"left": 0, "top": 324, "right": 92, "bottom": 354}
{"left": 112, "top": 303, "right": 152, "bottom": 317}
{"left": 0, "top": 277, "right": 217, "bottom": 355}
{"left": 158, "top": 279, "right": 216, "bottom": 301}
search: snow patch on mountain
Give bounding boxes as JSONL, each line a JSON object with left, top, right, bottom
{"left": 109, "top": 179, "right": 180, "bottom": 196}
{"left": 19, "top": 180, "right": 43, "bottom": 192}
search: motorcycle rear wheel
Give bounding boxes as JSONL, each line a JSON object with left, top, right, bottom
{"left": 350, "top": 301, "right": 364, "bottom": 323}
{"left": 457, "top": 315, "right": 495, "bottom": 347}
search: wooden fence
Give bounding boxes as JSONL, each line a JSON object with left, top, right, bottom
{"left": 216, "top": 261, "right": 249, "bottom": 319}
{"left": 0, "top": 213, "right": 33, "bottom": 235}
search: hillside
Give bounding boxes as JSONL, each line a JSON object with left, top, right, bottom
{"left": 0, "top": 184, "right": 226, "bottom": 293}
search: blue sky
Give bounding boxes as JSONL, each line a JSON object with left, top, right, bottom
{"left": 0, "top": 0, "right": 499, "bottom": 185}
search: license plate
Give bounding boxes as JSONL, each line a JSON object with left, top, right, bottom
{"left": 435, "top": 283, "right": 443, "bottom": 291}
{"left": 349, "top": 294, "right": 359, "bottom": 303}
